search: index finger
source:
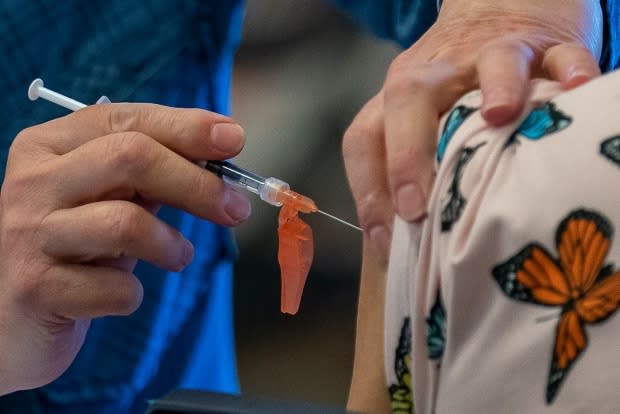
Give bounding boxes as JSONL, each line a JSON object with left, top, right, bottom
{"left": 343, "top": 93, "right": 394, "bottom": 258}
{"left": 478, "top": 39, "right": 534, "bottom": 126}
{"left": 383, "top": 60, "right": 471, "bottom": 221}
{"left": 25, "top": 103, "right": 245, "bottom": 161}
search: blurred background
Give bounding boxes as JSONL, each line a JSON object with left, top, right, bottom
{"left": 231, "top": 0, "right": 399, "bottom": 408}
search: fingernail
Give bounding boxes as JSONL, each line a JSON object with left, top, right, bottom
{"left": 181, "top": 238, "right": 194, "bottom": 268}
{"left": 211, "top": 123, "right": 245, "bottom": 153}
{"left": 368, "top": 225, "right": 391, "bottom": 257}
{"left": 396, "top": 183, "right": 425, "bottom": 221}
{"left": 566, "top": 65, "right": 593, "bottom": 87}
{"left": 482, "top": 88, "right": 517, "bottom": 125}
{"left": 225, "top": 188, "right": 252, "bottom": 222}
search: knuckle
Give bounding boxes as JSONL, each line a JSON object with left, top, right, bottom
{"left": 106, "top": 104, "right": 142, "bottom": 133}
{"left": 355, "top": 190, "right": 390, "bottom": 229}
{"left": 0, "top": 174, "right": 24, "bottom": 204}
{"left": 565, "top": 42, "right": 594, "bottom": 56}
{"left": 105, "top": 132, "right": 152, "bottom": 175}
{"left": 342, "top": 94, "right": 383, "bottom": 159}
{"left": 186, "top": 169, "right": 211, "bottom": 197}
{"left": 7, "top": 127, "right": 44, "bottom": 167}
{"left": 0, "top": 169, "right": 42, "bottom": 209}
{"left": 386, "top": 53, "right": 411, "bottom": 80}
{"left": 342, "top": 124, "right": 369, "bottom": 159}
{"left": 385, "top": 62, "right": 431, "bottom": 101}
{"left": 484, "top": 37, "right": 533, "bottom": 61}
{"left": 386, "top": 57, "right": 466, "bottom": 104}
{"left": 12, "top": 268, "right": 46, "bottom": 307}
{"left": 11, "top": 127, "right": 37, "bottom": 151}
{"left": 545, "top": 42, "right": 594, "bottom": 63}
{"left": 105, "top": 203, "right": 144, "bottom": 247}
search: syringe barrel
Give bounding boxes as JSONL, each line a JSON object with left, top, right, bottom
{"left": 204, "top": 161, "right": 291, "bottom": 207}
{"left": 205, "top": 160, "right": 264, "bottom": 195}
{"left": 260, "top": 177, "right": 290, "bottom": 207}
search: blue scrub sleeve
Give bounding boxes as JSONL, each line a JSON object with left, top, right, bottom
{"left": 328, "top": 0, "right": 438, "bottom": 48}
{"left": 601, "top": 0, "right": 620, "bottom": 71}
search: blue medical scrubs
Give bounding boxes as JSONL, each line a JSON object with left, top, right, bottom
{"left": 0, "top": 1, "right": 243, "bottom": 413}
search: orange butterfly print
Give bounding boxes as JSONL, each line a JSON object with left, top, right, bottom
{"left": 492, "top": 209, "right": 620, "bottom": 403}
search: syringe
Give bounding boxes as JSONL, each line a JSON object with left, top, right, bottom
{"left": 204, "top": 160, "right": 361, "bottom": 230}
{"left": 28, "top": 79, "right": 362, "bottom": 231}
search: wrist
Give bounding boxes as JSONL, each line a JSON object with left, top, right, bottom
{"left": 436, "top": 0, "right": 603, "bottom": 60}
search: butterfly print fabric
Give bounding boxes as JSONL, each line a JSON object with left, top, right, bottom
{"left": 383, "top": 71, "right": 620, "bottom": 414}
{"left": 426, "top": 291, "right": 446, "bottom": 361}
{"left": 388, "top": 318, "right": 414, "bottom": 414}
{"left": 600, "top": 135, "right": 620, "bottom": 168}
{"left": 439, "top": 142, "right": 485, "bottom": 232}
{"left": 436, "top": 105, "right": 477, "bottom": 163}
{"left": 493, "top": 209, "right": 620, "bottom": 403}
{"left": 505, "top": 101, "right": 572, "bottom": 147}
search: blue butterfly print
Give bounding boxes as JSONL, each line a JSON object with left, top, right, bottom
{"left": 437, "top": 105, "right": 477, "bottom": 163}
{"left": 506, "top": 102, "right": 572, "bottom": 146}
{"left": 440, "top": 142, "right": 486, "bottom": 232}
{"left": 601, "top": 135, "right": 620, "bottom": 168}
{"left": 426, "top": 290, "right": 446, "bottom": 361}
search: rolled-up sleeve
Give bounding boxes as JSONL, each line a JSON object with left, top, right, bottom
{"left": 328, "top": 0, "right": 438, "bottom": 48}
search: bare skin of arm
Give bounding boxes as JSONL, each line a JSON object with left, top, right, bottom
{"left": 347, "top": 241, "right": 390, "bottom": 414}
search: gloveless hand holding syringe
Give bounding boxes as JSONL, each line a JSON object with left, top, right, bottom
{"left": 28, "top": 79, "right": 361, "bottom": 231}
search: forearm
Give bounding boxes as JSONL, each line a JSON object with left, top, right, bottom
{"left": 347, "top": 242, "right": 390, "bottom": 414}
